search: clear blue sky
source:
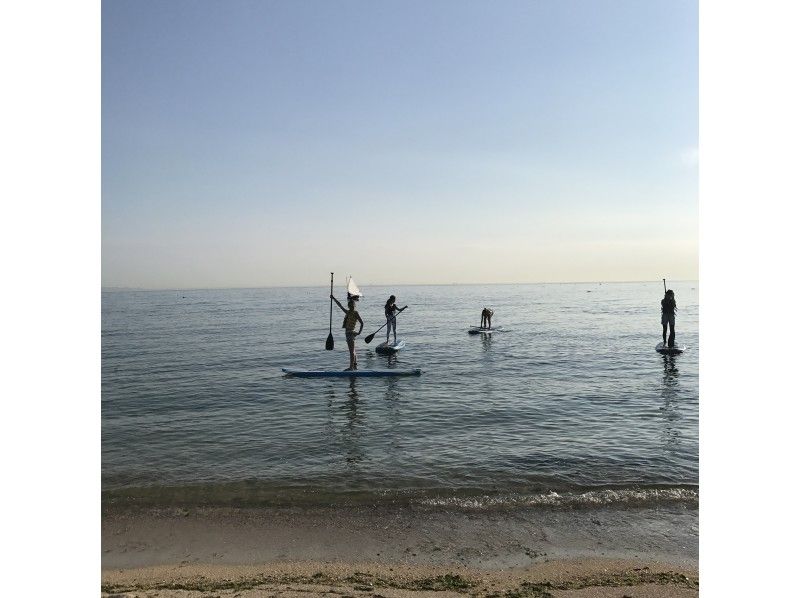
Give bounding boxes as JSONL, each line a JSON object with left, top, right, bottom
{"left": 102, "top": 0, "right": 697, "bottom": 288}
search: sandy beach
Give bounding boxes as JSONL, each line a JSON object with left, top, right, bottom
{"left": 102, "top": 503, "right": 697, "bottom": 597}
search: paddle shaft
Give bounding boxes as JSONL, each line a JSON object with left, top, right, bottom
{"left": 329, "top": 273, "right": 334, "bottom": 330}
{"left": 365, "top": 306, "right": 407, "bottom": 343}
{"left": 663, "top": 278, "right": 667, "bottom": 293}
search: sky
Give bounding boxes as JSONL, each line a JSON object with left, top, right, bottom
{"left": 102, "top": 0, "right": 697, "bottom": 289}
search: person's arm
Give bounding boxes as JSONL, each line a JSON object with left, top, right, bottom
{"left": 331, "top": 295, "right": 347, "bottom": 313}
{"left": 356, "top": 313, "right": 364, "bottom": 335}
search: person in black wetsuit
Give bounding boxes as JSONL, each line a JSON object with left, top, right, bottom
{"left": 661, "top": 290, "right": 677, "bottom": 347}
{"left": 481, "top": 307, "right": 494, "bottom": 329}
{"left": 384, "top": 295, "right": 408, "bottom": 344}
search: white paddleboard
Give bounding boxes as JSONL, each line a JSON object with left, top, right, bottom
{"left": 375, "top": 339, "right": 406, "bottom": 354}
{"left": 656, "top": 342, "right": 686, "bottom": 355}
{"left": 468, "top": 326, "right": 502, "bottom": 335}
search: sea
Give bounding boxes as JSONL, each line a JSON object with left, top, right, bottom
{"left": 102, "top": 282, "right": 698, "bottom": 510}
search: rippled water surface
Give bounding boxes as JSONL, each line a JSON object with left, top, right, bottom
{"left": 102, "top": 282, "right": 698, "bottom": 504}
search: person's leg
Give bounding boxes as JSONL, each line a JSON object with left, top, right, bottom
{"left": 668, "top": 319, "right": 675, "bottom": 347}
{"left": 488, "top": 315, "right": 492, "bottom": 329}
{"left": 386, "top": 317, "right": 391, "bottom": 342}
{"left": 662, "top": 324, "right": 667, "bottom": 344}
{"left": 347, "top": 337, "right": 356, "bottom": 369}
{"left": 392, "top": 316, "right": 397, "bottom": 342}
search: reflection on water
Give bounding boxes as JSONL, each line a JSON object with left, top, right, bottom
{"left": 325, "top": 379, "right": 366, "bottom": 468}
{"left": 481, "top": 332, "right": 493, "bottom": 351}
{"left": 341, "top": 378, "right": 363, "bottom": 465}
{"left": 324, "top": 359, "right": 410, "bottom": 475}
{"left": 384, "top": 375, "right": 400, "bottom": 402}
{"left": 383, "top": 377, "right": 403, "bottom": 471}
{"left": 363, "top": 346, "right": 399, "bottom": 367}
{"left": 662, "top": 354, "right": 679, "bottom": 380}
{"left": 659, "top": 355, "right": 680, "bottom": 451}
{"left": 326, "top": 374, "right": 411, "bottom": 477}
{"left": 347, "top": 376, "right": 359, "bottom": 401}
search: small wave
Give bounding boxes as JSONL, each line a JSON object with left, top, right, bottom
{"left": 414, "top": 487, "right": 698, "bottom": 510}
{"left": 102, "top": 483, "right": 698, "bottom": 511}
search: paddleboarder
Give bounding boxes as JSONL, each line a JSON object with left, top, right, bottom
{"left": 384, "top": 295, "right": 408, "bottom": 344}
{"left": 661, "top": 289, "right": 677, "bottom": 348}
{"left": 331, "top": 294, "right": 364, "bottom": 370}
{"left": 481, "top": 307, "right": 494, "bottom": 329}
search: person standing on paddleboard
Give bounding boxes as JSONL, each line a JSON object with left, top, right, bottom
{"left": 661, "top": 290, "right": 677, "bottom": 348}
{"left": 331, "top": 294, "right": 364, "bottom": 370}
{"left": 481, "top": 307, "right": 494, "bottom": 329}
{"left": 384, "top": 295, "right": 408, "bottom": 344}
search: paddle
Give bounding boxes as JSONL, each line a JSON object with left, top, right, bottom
{"left": 663, "top": 278, "right": 667, "bottom": 293}
{"left": 325, "top": 273, "right": 334, "bottom": 350}
{"left": 364, "top": 306, "right": 407, "bottom": 344}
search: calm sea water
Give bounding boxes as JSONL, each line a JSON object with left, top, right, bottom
{"left": 102, "top": 282, "right": 698, "bottom": 507}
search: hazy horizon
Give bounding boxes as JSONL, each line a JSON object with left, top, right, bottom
{"left": 103, "top": 0, "right": 697, "bottom": 289}
{"left": 102, "top": 278, "right": 699, "bottom": 292}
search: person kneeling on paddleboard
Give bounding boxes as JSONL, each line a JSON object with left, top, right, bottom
{"left": 332, "top": 294, "right": 364, "bottom": 370}
{"left": 384, "top": 295, "right": 408, "bottom": 344}
{"left": 481, "top": 307, "right": 494, "bottom": 329}
{"left": 661, "top": 290, "right": 677, "bottom": 348}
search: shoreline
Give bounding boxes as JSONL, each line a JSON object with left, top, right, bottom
{"left": 101, "top": 483, "right": 698, "bottom": 509}
{"left": 103, "top": 503, "right": 697, "bottom": 596}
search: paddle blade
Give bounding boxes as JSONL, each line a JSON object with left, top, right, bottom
{"left": 325, "top": 333, "right": 334, "bottom": 350}
{"left": 364, "top": 333, "right": 375, "bottom": 344}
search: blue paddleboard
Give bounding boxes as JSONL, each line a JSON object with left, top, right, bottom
{"left": 282, "top": 367, "right": 421, "bottom": 378}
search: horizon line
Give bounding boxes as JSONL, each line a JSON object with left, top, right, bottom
{"left": 102, "top": 279, "right": 699, "bottom": 292}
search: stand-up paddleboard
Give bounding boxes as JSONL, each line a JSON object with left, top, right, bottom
{"left": 656, "top": 342, "right": 686, "bottom": 355}
{"left": 375, "top": 339, "right": 406, "bottom": 354}
{"left": 282, "top": 367, "right": 421, "bottom": 378}
{"left": 468, "top": 326, "right": 502, "bottom": 335}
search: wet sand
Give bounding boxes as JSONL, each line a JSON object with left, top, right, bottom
{"left": 102, "top": 503, "right": 697, "bottom": 596}
{"left": 102, "top": 560, "right": 697, "bottom": 597}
